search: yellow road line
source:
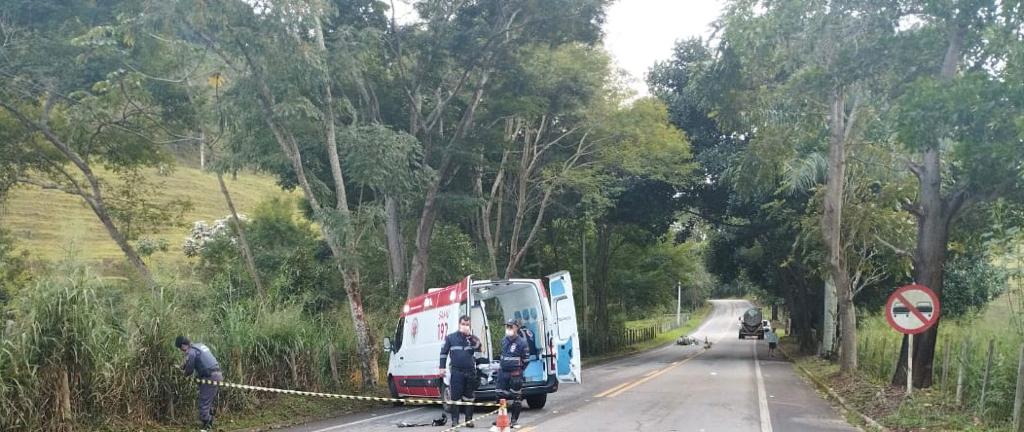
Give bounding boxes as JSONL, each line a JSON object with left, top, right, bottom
{"left": 606, "top": 351, "right": 706, "bottom": 398}
{"left": 594, "top": 380, "right": 634, "bottom": 398}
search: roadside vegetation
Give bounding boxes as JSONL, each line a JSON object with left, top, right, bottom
{"left": 0, "top": 0, "right": 714, "bottom": 430}
{"left": 1, "top": 0, "right": 1021, "bottom": 431}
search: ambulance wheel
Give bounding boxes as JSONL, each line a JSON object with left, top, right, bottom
{"left": 526, "top": 394, "right": 547, "bottom": 409}
{"left": 388, "top": 377, "right": 403, "bottom": 406}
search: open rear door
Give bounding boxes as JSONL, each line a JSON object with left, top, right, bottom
{"left": 547, "top": 271, "right": 582, "bottom": 384}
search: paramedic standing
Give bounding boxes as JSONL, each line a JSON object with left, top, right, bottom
{"left": 439, "top": 315, "right": 482, "bottom": 427}
{"left": 176, "top": 336, "right": 223, "bottom": 432}
{"left": 497, "top": 319, "right": 530, "bottom": 428}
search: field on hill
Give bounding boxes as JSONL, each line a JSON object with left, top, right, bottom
{"left": 0, "top": 166, "right": 297, "bottom": 266}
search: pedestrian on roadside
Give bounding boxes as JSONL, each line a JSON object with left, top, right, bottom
{"left": 176, "top": 336, "right": 223, "bottom": 432}
{"left": 439, "top": 315, "right": 482, "bottom": 427}
{"left": 765, "top": 328, "right": 779, "bottom": 358}
{"left": 496, "top": 319, "right": 529, "bottom": 428}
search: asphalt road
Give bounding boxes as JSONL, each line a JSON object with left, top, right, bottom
{"left": 282, "top": 300, "right": 857, "bottom": 432}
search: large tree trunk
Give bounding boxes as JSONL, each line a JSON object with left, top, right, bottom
{"left": 313, "top": 16, "right": 377, "bottom": 388}
{"left": 821, "top": 277, "right": 838, "bottom": 357}
{"left": 385, "top": 195, "right": 407, "bottom": 294}
{"left": 217, "top": 171, "right": 265, "bottom": 297}
{"left": 407, "top": 174, "right": 443, "bottom": 299}
{"left": 478, "top": 151, "right": 509, "bottom": 279}
{"left": 406, "top": 73, "right": 490, "bottom": 298}
{"left": 72, "top": 163, "right": 156, "bottom": 291}
{"left": 340, "top": 264, "right": 379, "bottom": 387}
{"left": 822, "top": 90, "right": 856, "bottom": 372}
{"left": 892, "top": 22, "right": 966, "bottom": 390}
{"left": 237, "top": 18, "right": 379, "bottom": 388}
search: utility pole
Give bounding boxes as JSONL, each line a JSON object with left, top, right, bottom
{"left": 581, "top": 229, "right": 588, "bottom": 334}
{"left": 677, "top": 281, "right": 682, "bottom": 327}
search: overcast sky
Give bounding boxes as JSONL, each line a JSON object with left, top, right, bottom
{"left": 390, "top": 1, "right": 726, "bottom": 96}
{"left": 604, "top": 1, "right": 725, "bottom": 95}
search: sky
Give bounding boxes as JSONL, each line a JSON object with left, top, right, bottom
{"left": 390, "top": 0, "right": 726, "bottom": 96}
{"left": 604, "top": 0, "right": 725, "bottom": 95}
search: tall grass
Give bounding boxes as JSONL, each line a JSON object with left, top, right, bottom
{"left": 0, "top": 262, "right": 365, "bottom": 431}
{"left": 857, "top": 314, "right": 1024, "bottom": 425}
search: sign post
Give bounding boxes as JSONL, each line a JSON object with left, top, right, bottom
{"left": 885, "top": 284, "right": 941, "bottom": 396}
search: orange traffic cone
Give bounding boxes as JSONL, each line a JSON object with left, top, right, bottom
{"left": 491, "top": 399, "right": 510, "bottom": 432}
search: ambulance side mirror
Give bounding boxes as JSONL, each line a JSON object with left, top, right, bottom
{"left": 383, "top": 337, "right": 392, "bottom": 352}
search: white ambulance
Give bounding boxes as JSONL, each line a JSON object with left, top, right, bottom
{"left": 382, "top": 271, "right": 582, "bottom": 409}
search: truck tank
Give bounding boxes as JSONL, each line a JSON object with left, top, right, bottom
{"left": 739, "top": 308, "right": 764, "bottom": 339}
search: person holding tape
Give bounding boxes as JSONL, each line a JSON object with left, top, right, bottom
{"left": 439, "top": 315, "right": 482, "bottom": 427}
{"left": 496, "top": 319, "right": 529, "bottom": 428}
{"left": 176, "top": 336, "right": 223, "bottom": 432}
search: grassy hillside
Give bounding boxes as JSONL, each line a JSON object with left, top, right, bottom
{"left": 0, "top": 166, "right": 297, "bottom": 265}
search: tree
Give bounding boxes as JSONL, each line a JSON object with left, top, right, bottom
{"left": 574, "top": 98, "right": 694, "bottom": 350}
{"left": 159, "top": 0, "right": 395, "bottom": 388}
{"left": 891, "top": 0, "right": 1024, "bottom": 388}
{"left": 474, "top": 44, "right": 610, "bottom": 278}
{"left": 379, "top": 0, "right": 611, "bottom": 298}
{"left": 0, "top": 0, "right": 183, "bottom": 289}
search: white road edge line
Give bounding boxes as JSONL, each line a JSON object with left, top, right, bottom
{"left": 753, "top": 342, "right": 773, "bottom": 432}
{"left": 310, "top": 406, "right": 425, "bottom": 431}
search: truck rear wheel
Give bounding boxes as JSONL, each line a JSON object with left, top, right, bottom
{"left": 526, "top": 393, "right": 547, "bottom": 409}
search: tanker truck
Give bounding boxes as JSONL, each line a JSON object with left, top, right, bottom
{"left": 739, "top": 308, "right": 765, "bottom": 339}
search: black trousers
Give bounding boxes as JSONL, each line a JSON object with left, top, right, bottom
{"left": 448, "top": 368, "right": 478, "bottom": 421}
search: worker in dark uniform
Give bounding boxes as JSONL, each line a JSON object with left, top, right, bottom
{"left": 439, "top": 315, "right": 481, "bottom": 427}
{"left": 496, "top": 319, "right": 529, "bottom": 428}
{"left": 176, "top": 336, "right": 223, "bottom": 431}
{"left": 514, "top": 318, "right": 538, "bottom": 360}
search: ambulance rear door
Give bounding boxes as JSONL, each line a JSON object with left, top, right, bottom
{"left": 546, "top": 271, "right": 581, "bottom": 384}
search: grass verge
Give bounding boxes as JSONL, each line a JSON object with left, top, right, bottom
{"left": 93, "top": 395, "right": 378, "bottom": 432}
{"left": 582, "top": 303, "right": 712, "bottom": 367}
{"left": 782, "top": 337, "right": 1010, "bottom": 432}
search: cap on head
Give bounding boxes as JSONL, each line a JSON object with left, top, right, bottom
{"left": 504, "top": 319, "right": 519, "bottom": 328}
{"left": 174, "top": 335, "right": 191, "bottom": 349}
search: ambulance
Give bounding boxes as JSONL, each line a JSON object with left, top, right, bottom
{"left": 382, "top": 271, "right": 582, "bottom": 409}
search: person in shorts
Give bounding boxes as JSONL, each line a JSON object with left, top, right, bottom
{"left": 765, "top": 329, "right": 779, "bottom": 358}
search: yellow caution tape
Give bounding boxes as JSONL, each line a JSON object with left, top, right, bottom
{"left": 191, "top": 378, "right": 500, "bottom": 407}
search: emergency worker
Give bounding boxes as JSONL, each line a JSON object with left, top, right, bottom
{"left": 176, "top": 336, "right": 223, "bottom": 432}
{"left": 514, "top": 318, "right": 538, "bottom": 360}
{"left": 496, "top": 319, "right": 529, "bottom": 428}
{"left": 439, "top": 315, "right": 482, "bottom": 427}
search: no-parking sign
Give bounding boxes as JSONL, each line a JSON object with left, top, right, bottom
{"left": 885, "top": 284, "right": 940, "bottom": 335}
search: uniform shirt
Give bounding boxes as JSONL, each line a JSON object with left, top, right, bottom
{"left": 499, "top": 335, "right": 530, "bottom": 373}
{"left": 766, "top": 331, "right": 779, "bottom": 344}
{"left": 182, "top": 343, "right": 221, "bottom": 378}
{"left": 440, "top": 331, "right": 481, "bottom": 370}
